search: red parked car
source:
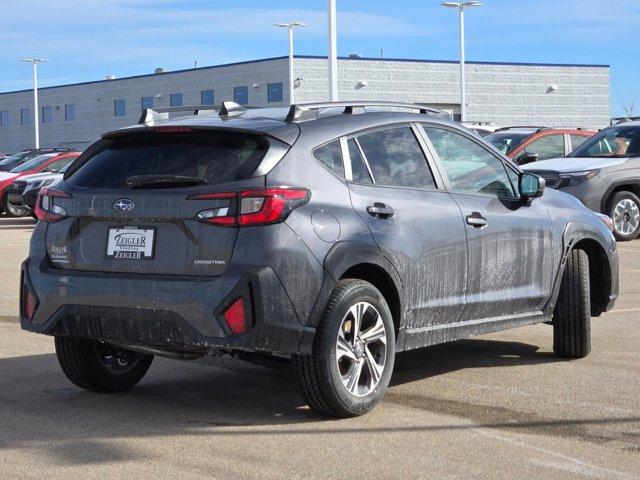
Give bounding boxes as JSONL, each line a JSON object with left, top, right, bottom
{"left": 486, "top": 127, "right": 596, "bottom": 165}
{"left": 0, "top": 152, "right": 80, "bottom": 216}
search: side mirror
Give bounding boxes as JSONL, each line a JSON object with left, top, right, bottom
{"left": 517, "top": 152, "right": 539, "bottom": 165}
{"left": 519, "top": 173, "right": 545, "bottom": 200}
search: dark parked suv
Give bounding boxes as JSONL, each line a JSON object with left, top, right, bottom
{"left": 21, "top": 102, "right": 618, "bottom": 417}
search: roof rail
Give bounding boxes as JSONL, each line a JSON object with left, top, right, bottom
{"left": 138, "top": 101, "right": 254, "bottom": 125}
{"left": 611, "top": 116, "right": 640, "bottom": 126}
{"left": 285, "top": 101, "right": 449, "bottom": 123}
{"left": 494, "top": 125, "right": 546, "bottom": 132}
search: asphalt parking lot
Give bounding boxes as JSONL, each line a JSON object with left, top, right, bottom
{"left": 0, "top": 217, "right": 639, "bottom": 479}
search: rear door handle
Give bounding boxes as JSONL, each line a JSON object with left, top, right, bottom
{"left": 367, "top": 203, "right": 395, "bottom": 219}
{"left": 466, "top": 212, "right": 487, "bottom": 228}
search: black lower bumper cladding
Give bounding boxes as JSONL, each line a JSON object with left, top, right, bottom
{"left": 21, "top": 263, "right": 315, "bottom": 356}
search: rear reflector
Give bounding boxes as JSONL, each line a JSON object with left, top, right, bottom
{"left": 21, "top": 273, "right": 38, "bottom": 321}
{"left": 223, "top": 298, "right": 246, "bottom": 336}
{"left": 190, "top": 187, "right": 310, "bottom": 227}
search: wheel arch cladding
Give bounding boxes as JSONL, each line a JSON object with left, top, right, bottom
{"left": 573, "top": 238, "right": 612, "bottom": 317}
{"left": 340, "top": 263, "right": 402, "bottom": 337}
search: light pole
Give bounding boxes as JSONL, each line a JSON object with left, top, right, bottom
{"left": 327, "top": 0, "right": 338, "bottom": 101}
{"left": 275, "top": 22, "right": 307, "bottom": 105}
{"left": 20, "top": 58, "right": 48, "bottom": 148}
{"left": 441, "top": 1, "right": 482, "bottom": 122}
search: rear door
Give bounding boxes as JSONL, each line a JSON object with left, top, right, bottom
{"left": 45, "top": 130, "right": 273, "bottom": 277}
{"left": 419, "top": 125, "right": 555, "bottom": 319}
{"left": 344, "top": 125, "right": 468, "bottom": 329}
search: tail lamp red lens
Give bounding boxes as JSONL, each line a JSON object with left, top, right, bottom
{"left": 35, "top": 187, "right": 72, "bottom": 223}
{"left": 190, "top": 187, "right": 310, "bottom": 227}
{"left": 223, "top": 298, "right": 246, "bottom": 336}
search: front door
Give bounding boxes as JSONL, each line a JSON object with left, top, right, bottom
{"left": 344, "top": 125, "right": 468, "bottom": 330}
{"left": 420, "top": 125, "right": 555, "bottom": 320}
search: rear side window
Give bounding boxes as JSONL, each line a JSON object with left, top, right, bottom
{"left": 313, "top": 140, "right": 344, "bottom": 178}
{"left": 66, "top": 132, "right": 269, "bottom": 188}
{"left": 570, "top": 134, "right": 589, "bottom": 151}
{"left": 356, "top": 127, "right": 436, "bottom": 189}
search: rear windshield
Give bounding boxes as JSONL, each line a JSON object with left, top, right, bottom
{"left": 485, "top": 132, "right": 530, "bottom": 155}
{"left": 569, "top": 125, "right": 640, "bottom": 158}
{"left": 10, "top": 154, "right": 56, "bottom": 173}
{"left": 66, "top": 131, "right": 270, "bottom": 188}
{"left": 0, "top": 151, "right": 31, "bottom": 167}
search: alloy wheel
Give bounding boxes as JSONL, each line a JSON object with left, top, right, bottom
{"left": 613, "top": 198, "right": 640, "bottom": 236}
{"left": 335, "top": 301, "right": 388, "bottom": 397}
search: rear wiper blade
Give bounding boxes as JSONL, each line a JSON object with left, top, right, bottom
{"left": 126, "top": 175, "right": 207, "bottom": 189}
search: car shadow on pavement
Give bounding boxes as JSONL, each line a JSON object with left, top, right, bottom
{"left": 1, "top": 340, "right": 638, "bottom": 466}
{"left": 392, "top": 338, "right": 556, "bottom": 387}
{"left": 0, "top": 338, "right": 556, "bottom": 434}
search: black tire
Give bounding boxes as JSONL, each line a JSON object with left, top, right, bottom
{"left": 55, "top": 337, "right": 153, "bottom": 392}
{"left": 4, "top": 201, "right": 28, "bottom": 218}
{"left": 608, "top": 191, "right": 640, "bottom": 241}
{"left": 553, "top": 249, "right": 591, "bottom": 359}
{"left": 293, "top": 279, "right": 396, "bottom": 418}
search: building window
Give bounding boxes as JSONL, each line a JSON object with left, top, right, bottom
{"left": 65, "top": 104, "right": 76, "bottom": 122}
{"left": 114, "top": 99, "right": 126, "bottom": 117}
{"left": 20, "top": 108, "right": 29, "bottom": 125}
{"left": 201, "top": 89, "right": 215, "bottom": 106}
{"left": 0, "top": 110, "right": 9, "bottom": 127}
{"left": 42, "top": 106, "right": 53, "bottom": 123}
{"left": 268, "top": 83, "right": 283, "bottom": 103}
{"left": 141, "top": 96, "right": 154, "bottom": 110}
{"left": 234, "top": 86, "right": 248, "bottom": 105}
{"left": 170, "top": 93, "right": 183, "bottom": 107}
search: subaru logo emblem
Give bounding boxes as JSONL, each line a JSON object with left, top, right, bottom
{"left": 113, "top": 198, "right": 135, "bottom": 213}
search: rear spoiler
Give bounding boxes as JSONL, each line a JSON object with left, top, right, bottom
{"left": 138, "top": 101, "right": 255, "bottom": 125}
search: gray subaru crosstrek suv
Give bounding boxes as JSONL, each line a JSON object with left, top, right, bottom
{"left": 20, "top": 102, "right": 618, "bottom": 417}
{"left": 523, "top": 122, "right": 640, "bottom": 241}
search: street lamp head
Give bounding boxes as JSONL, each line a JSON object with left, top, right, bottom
{"left": 441, "top": 1, "right": 483, "bottom": 7}
{"left": 20, "top": 58, "right": 49, "bottom": 64}
{"left": 275, "top": 21, "right": 307, "bottom": 29}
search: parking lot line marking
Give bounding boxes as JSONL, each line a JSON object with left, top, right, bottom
{"left": 473, "top": 429, "right": 638, "bottom": 480}
{"left": 607, "top": 307, "right": 640, "bottom": 314}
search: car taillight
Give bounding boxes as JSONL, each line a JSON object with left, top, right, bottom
{"left": 35, "top": 187, "right": 71, "bottom": 223}
{"left": 189, "top": 187, "right": 310, "bottom": 227}
{"left": 223, "top": 298, "right": 246, "bottom": 336}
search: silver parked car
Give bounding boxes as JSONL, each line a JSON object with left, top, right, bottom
{"left": 523, "top": 121, "right": 640, "bottom": 241}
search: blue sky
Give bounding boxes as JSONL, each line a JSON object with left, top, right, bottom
{"left": 0, "top": 0, "right": 637, "bottom": 115}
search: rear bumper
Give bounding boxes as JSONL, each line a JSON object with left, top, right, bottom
{"left": 20, "top": 259, "right": 316, "bottom": 357}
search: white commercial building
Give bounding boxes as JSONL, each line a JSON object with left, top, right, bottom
{"left": 0, "top": 55, "right": 610, "bottom": 153}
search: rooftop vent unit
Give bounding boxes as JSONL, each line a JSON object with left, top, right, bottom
{"left": 348, "top": 53, "right": 363, "bottom": 59}
{"left": 154, "top": 67, "right": 167, "bottom": 74}
{"left": 105, "top": 74, "right": 116, "bottom": 80}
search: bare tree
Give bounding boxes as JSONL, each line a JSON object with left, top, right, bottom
{"left": 618, "top": 88, "right": 638, "bottom": 117}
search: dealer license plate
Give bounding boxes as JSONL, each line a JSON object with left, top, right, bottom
{"left": 106, "top": 227, "right": 155, "bottom": 260}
